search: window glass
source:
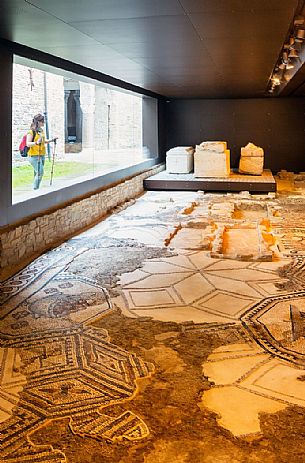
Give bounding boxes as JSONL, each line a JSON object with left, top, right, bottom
{"left": 12, "top": 58, "right": 153, "bottom": 204}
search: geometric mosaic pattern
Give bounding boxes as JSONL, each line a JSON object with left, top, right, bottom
{"left": 241, "top": 291, "right": 305, "bottom": 367}
{"left": 116, "top": 253, "right": 288, "bottom": 325}
{"left": 201, "top": 342, "right": 298, "bottom": 436}
{"left": 275, "top": 255, "right": 305, "bottom": 291}
{"left": 0, "top": 245, "right": 154, "bottom": 462}
{"left": 0, "top": 323, "right": 153, "bottom": 461}
{"left": 0, "top": 347, "right": 27, "bottom": 424}
{"left": 109, "top": 190, "right": 305, "bottom": 439}
{"left": 0, "top": 322, "right": 153, "bottom": 460}
{"left": 3, "top": 187, "right": 305, "bottom": 459}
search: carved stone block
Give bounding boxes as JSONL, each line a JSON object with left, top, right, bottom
{"left": 166, "top": 146, "right": 194, "bottom": 174}
{"left": 194, "top": 142, "right": 230, "bottom": 178}
{"left": 239, "top": 142, "right": 264, "bottom": 176}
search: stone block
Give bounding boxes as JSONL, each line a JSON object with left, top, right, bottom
{"left": 166, "top": 146, "right": 194, "bottom": 174}
{"left": 199, "top": 141, "right": 227, "bottom": 152}
{"left": 194, "top": 145, "right": 230, "bottom": 178}
{"left": 239, "top": 142, "right": 264, "bottom": 176}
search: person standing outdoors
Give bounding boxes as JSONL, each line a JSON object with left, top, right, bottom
{"left": 26, "top": 113, "right": 57, "bottom": 190}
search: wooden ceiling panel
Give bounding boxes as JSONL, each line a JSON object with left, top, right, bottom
{"left": 0, "top": 0, "right": 304, "bottom": 98}
{"left": 69, "top": 16, "right": 198, "bottom": 45}
{"left": 42, "top": 44, "right": 125, "bottom": 62}
{"left": 131, "top": 53, "right": 216, "bottom": 71}
{"left": 12, "top": 23, "right": 98, "bottom": 49}
{"left": 179, "top": 0, "right": 298, "bottom": 14}
{"left": 166, "top": 86, "right": 231, "bottom": 98}
{"left": 189, "top": 10, "right": 295, "bottom": 40}
{"left": 102, "top": 70, "right": 162, "bottom": 89}
{"left": 107, "top": 39, "right": 207, "bottom": 60}
{"left": 204, "top": 37, "right": 284, "bottom": 60}
{"left": 293, "top": 81, "right": 305, "bottom": 96}
{"left": 161, "top": 74, "right": 222, "bottom": 86}
{"left": 28, "top": 0, "right": 184, "bottom": 22}
{"left": 0, "top": 0, "right": 97, "bottom": 47}
{"left": 0, "top": 0, "right": 55, "bottom": 39}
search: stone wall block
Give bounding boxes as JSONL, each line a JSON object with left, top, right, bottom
{"left": 0, "top": 165, "right": 164, "bottom": 275}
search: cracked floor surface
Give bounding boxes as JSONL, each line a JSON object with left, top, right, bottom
{"left": 2, "top": 178, "right": 305, "bottom": 462}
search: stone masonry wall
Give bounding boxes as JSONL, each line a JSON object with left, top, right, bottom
{"left": 12, "top": 64, "right": 45, "bottom": 150}
{"left": 13, "top": 63, "right": 142, "bottom": 163}
{"left": 12, "top": 64, "right": 65, "bottom": 156}
{"left": 0, "top": 165, "right": 164, "bottom": 279}
{"left": 45, "top": 72, "right": 65, "bottom": 154}
{"left": 107, "top": 91, "right": 142, "bottom": 149}
{"left": 94, "top": 87, "right": 110, "bottom": 149}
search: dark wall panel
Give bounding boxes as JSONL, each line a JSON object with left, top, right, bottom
{"left": 166, "top": 98, "right": 305, "bottom": 173}
{"left": 158, "top": 99, "right": 167, "bottom": 161}
{"left": 0, "top": 45, "right": 13, "bottom": 225}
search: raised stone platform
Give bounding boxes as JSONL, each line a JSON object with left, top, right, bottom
{"left": 144, "top": 169, "right": 276, "bottom": 193}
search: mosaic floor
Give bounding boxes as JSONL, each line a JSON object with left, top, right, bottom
{"left": 2, "top": 177, "right": 305, "bottom": 462}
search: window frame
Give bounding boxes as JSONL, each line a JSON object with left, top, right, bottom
{"left": 0, "top": 41, "right": 163, "bottom": 227}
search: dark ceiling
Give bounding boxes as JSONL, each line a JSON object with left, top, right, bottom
{"left": 1, "top": 0, "right": 304, "bottom": 98}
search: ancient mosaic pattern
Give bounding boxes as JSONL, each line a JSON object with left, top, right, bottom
{"left": 3, "top": 188, "right": 305, "bottom": 460}
{"left": 111, "top": 190, "right": 305, "bottom": 441}
{"left": 116, "top": 253, "right": 287, "bottom": 324}
{"left": 0, "top": 243, "right": 82, "bottom": 305}
{"left": 201, "top": 342, "right": 302, "bottom": 436}
{"left": 241, "top": 291, "right": 305, "bottom": 367}
{"left": 0, "top": 245, "right": 154, "bottom": 462}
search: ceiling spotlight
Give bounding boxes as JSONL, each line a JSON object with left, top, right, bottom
{"left": 295, "top": 28, "right": 305, "bottom": 41}
{"left": 290, "top": 40, "right": 302, "bottom": 50}
{"left": 269, "top": 12, "right": 305, "bottom": 94}
{"left": 272, "top": 76, "right": 281, "bottom": 86}
{"left": 288, "top": 48, "right": 299, "bottom": 58}
{"left": 294, "top": 15, "right": 305, "bottom": 26}
{"left": 278, "top": 57, "right": 295, "bottom": 69}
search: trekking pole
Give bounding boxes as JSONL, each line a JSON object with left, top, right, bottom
{"left": 50, "top": 138, "right": 57, "bottom": 186}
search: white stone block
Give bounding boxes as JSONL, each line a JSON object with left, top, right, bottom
{"left": 199, "top": 141, "right": 227, "bottom": 152}
{"left": 194, "top": 148, "right": 230, "bottom": 178}
{"left": 166, "top": 147, "right": 194, "bottom": 173}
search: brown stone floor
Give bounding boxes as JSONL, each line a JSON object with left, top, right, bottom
{"left": 2, "top": 176, "right": 305, "bottom": 462}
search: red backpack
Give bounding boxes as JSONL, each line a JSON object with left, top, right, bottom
{"left": 19, "top": 130, "right": 36, "bottom": 157}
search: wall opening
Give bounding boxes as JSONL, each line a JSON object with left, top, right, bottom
{"left": 12, "top": 57, "right": 157, "bottom": 206}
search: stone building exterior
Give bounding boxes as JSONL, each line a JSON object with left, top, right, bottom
{"left": 12, "top": 64, "right": 65, "bottom": 158}
{"left": 12, "top": 63, "right": 142, "bottom": 163}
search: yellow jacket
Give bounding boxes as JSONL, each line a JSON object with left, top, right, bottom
{"left": 28, "top": 129, "right": 46, "bottom": 156}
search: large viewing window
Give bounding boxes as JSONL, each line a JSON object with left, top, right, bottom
{"left": 12, "top": 57, "right": 156, "bottom": 204}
